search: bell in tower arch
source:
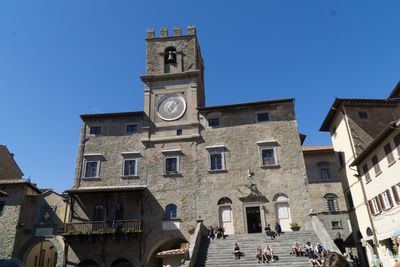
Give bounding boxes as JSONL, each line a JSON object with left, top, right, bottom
{"left": 164, "top": 47, "right": 177, "bottom": 64}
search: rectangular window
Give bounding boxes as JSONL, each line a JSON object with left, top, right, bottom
{"left": 384, "top": 143, "right": 395, "bottom": 165}
{"left": 208, "top": 118, "right": 220, "bottom": 128}
{"left": 394, "top": 133, "right": 400, "bottom": 156}
{"left": 176, "top": 129, "right": 182, "bottom": 136}
{"left": 126, "top": 124, "right": 138, "bottom": 134}
{"left": 123, "top": 159, "right": 137, "bottom": 176}
{"left": 210, "top": 153, "right": 223, "bottom": 170}
{"left": 362, "top": 164, "right": 371, "bottom": 183}
{"left": 358, "top": 111, "right": 368, "bottom": 119}
{"left": 369, "top": 198, "right": 381, "bottom": 215}
{"left": 165, "top": 157, "right": 178, "bottom": 174}
{"left": 380, "top": 191, "right": 393, "bottom": 210}
{"left": 261, "top": 149, "right": 276, "bottom": 166}
{"left": 371, "top": 155, "right": 381, "bottom": 176}
{"left": 320, "top": 168, "right": 331, "bottom": 180}
{"left": 326, "top": 198, "right": 339, "bottom": 212}
{"left": 84, "top": 161, "right": 99, "bottom": 178}
{"left": 257, "top": 112, "right": 270, "bottom": 122}
{"left": 331, "top": 221, "right": 342, "bottom": 229}
{"left": 90, "top": 126, "right": 101, "bottom": 136}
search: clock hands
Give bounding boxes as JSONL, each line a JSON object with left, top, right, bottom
{"left": 167, "top": 102, "right": 178, "bottom": 113}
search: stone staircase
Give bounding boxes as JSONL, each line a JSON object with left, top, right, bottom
{"left": 195, "top": 231, "right": 322, "bottom": 267}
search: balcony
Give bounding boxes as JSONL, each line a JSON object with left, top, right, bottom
{"left": 63, "top": 219, "right": 143, "bottom": 240}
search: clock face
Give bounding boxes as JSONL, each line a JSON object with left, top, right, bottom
{"left": 156, "top": 93, "right": 187, "bottom": 121}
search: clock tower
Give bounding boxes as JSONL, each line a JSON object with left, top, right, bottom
{"left": 140, "top": 26, "right": 205, "bottom": 143}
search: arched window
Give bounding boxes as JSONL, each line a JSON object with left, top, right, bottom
{"left": 217, "top": 197, "right": 232, "bottom": 205}
{"left": 93, "top": 203, "right": 105, "bottom": 221}
{"left": 324, "top": 193, "right": 339, "bottom": 212}
{"left": 165, "top": 204, "right": 177, "bottom": 220}
{"left": 164, "top": 47, "right": 177, "bottom": 64}
{"left": 115, "top": 202, "right": 124, "bottom": 221}
{"left": 317, "top": 162, "right": 331, "bottom": 180}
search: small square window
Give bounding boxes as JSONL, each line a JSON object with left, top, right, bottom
{"left": 90, "top": 126, "right": 102, "bottom": 136}
{"left": 177, "top": 129, "right": 182, "bottom": 136}
{"left": 208, "top": 118, "right": 220, "bottom": 128}
{"left": 331, "top": 221, "right": 342, "bottom": 229}
{"left": 126, "top": 124, "right": 138, "bottom": 135}
{"left": 261, "top": 148, "right": 276, "bottom": 166}
{"left": 123, "top": 159, "right": 137, "bottom": 176}
{"left": 84, "top": 161, "right": 99, "bottom": 178}
{"left": 165, "top": 157, "right": 178, "bottom": 174}
{"left": 257, "top": 112, "right": 270, "bottom": 122}
{"left": 358, "top": 111, "right": 368, "bottom": 120}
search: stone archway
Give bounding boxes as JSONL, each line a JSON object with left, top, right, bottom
{"left": 24, "top": 240, "right": 57, "bottom": 267}
{"left": 17, "top": 237, "right": 64, "bottom": 267}
{"left": 273, "top": 193, "right": 292, "bottom": 231}
{"left": 217, "top": 197, "right": 234, "bottom": 235}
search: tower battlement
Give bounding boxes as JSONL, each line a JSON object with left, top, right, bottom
{"left": 146, "top": 25, "right": 196, "bottom": 39}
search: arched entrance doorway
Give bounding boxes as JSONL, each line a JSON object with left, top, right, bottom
{"left": 78, "top": 260, "right": 99, "bottom": 267}
{"left": 24, "top": 241, "right": 57, "bottom": 267}
{"left": 110, "top": 259, "right": 132, "bottom": 267}
{"left": 218, "top": 197, "right": 234, "bottom": 235}
{"left": 273, "top": 193, "right": 292, "bottom": 232}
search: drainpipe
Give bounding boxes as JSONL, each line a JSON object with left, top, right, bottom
{"left": 341, "top": 105, "right": 379, "bottom": 248}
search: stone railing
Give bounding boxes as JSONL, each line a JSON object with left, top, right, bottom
{"left": 64, "top": 219, "right": 142, "bottom": 234}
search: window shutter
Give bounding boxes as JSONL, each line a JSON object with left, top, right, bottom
{"left": 376, "top": 196, "right": 382, "bottom": 211}
{"left": 386, "top": 190, "right": 393, "bottom": 207}
{"left": 368, "top": 200, "right": 374, "bottom": 215}
{"left": 392, "top": 185, "right": 400, "bottom": 203}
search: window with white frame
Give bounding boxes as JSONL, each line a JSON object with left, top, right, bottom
{"left": 165, "top": 157, "right": 179, "bottom": 174}
{"left": 384, "top": 143, "right": 395, "bottom": 165}
{"left": 380, "top": 190, "right": 393, "bottom": 210}
{"left": 261, "top": 148, "right": 277, "bottom": 166}
{"left": 84, "top": 161, "right": 99, "bottom": 178}
{"left": 371, "top": 155, "right": 381, "bottom": 176}
{"left": 210, "top": 152, "right": 224, "bottom": 170}
{"left": 369, "top": 198, "right": 381, "bottom": 215}
{"left": 123, "top": 159, "right": 137, "bottom": 176}
{"left": 257, "top": 112, "right": 270, "bottom": 123}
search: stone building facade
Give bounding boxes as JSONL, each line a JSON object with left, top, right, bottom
{"left": 0, "top": 145, "right": 66, "bottom": 267}
{"left": 302, "top": 146, "right": 351, "bottom": 250}
{"left": 63, "top": 27, "right": 316, "bottom": 267}
{"left": 320, "top": 83, "right": 400, "bottom": 267}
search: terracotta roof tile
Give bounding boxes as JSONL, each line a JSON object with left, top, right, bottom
{"left": 66, "top": 185, "right": 147, "bottom": 194}
{"left": 302, "top": 146, "right": 333, "bottom": 151}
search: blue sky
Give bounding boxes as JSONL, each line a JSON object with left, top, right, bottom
{"left": 1, "top": 0, "right": 399, "bottom": 193}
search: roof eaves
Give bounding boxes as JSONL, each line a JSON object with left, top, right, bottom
{"left": 80, "top": 111, "right": 145, "bottom": 119}
{"left": 198, "top": 98, "right": 295, "bottom": 112}
{"left": 351, "top": 119, "right": 400, "bottom": 166}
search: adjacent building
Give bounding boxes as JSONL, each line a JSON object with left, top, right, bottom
{"left": 320, "top": 83, "right": 400, "bottom": 266}
{"left": 0, "top": 145, "right": 66, "bottom": 266}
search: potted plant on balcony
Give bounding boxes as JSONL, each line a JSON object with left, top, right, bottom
{"left": 290, "top": 222, "right": 301, "bottom": 231}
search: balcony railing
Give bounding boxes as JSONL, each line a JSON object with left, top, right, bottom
{"left": 64, "top": 219, "right": 143, "bottom": 235}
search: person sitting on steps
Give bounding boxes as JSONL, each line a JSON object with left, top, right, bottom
{"left": 233, "top": 243, "right": 241, "bottom": 260}
{"left": 207, "top": 226, "right": 215, "bottom": 240}
{"left": 275, "top": 222, "right": 282, "bottom": 236}
{"left": 264, "top": 224, "right": 276, "bottom": 240}
{"left": 263, "top": 245, "right": 275, "bottom": 263}
{"left": 256, "top": 246, "right": 266, "bottom": 263}
{"left": 216, "top": 226, "right": 225, "bottom": 239}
